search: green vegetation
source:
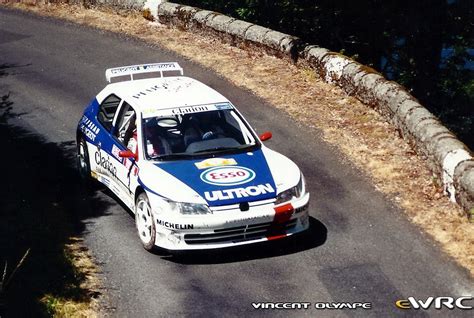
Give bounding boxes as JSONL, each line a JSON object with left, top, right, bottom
{"left": 178, "top": 0, "right": 474, "bottom": 149}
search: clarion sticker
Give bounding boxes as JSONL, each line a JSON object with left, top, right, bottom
{"left": 171, "top": 105, "right": 210, "bottom": 115}
{"left": 156, "top": 219, "right": 194, "bottom": 230}
{"left": 200, "top": 166, "right": 256, "bottom": 186}
{"left": 95, "top": 150, "right": 117, "bottom": 178}
{"left": 143, "top": 103, "right": 233, "bottom": 118}
{"left": 205, "top": 183, "right": 275, "bottom": 201}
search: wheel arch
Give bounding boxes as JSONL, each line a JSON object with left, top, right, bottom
{"left": 76, "top": 128, "right": 84, "bottom": 144}
{"left": 134, "top": 186, "right": 145, "bottom": 204}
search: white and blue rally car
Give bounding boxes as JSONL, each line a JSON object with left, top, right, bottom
{"left": 76, "top": 62, "right": 309, "bottom": 251}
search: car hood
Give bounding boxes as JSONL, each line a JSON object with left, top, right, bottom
{"left": 140, "top": 148, "right": 300, "bottom": 207}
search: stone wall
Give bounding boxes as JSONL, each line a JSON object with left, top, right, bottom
{"left": 156, "top": 2, "right": 474, "bottom": 215}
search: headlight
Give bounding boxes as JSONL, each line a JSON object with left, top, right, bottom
{"left": 168, "top": 201, "right": 213, "bottom": 215}
{"left": 297, "top": 172, "right": 306, "bottom": 195}
{"left": 275, "top": 173, "right": 306, "bottom": 205}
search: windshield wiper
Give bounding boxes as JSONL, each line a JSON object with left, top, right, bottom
{"left": 152, "top": 153, "right": 194, "bottom": 160}
{"left": 193, "top": 147, "right": 237, "bottom": 154}
{"left": 193, "top": 145, "right": 254, "bottom": 154}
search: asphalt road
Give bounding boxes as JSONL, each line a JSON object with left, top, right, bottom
{"left": 1, "top": 7, "right": 472, "bottom": 317}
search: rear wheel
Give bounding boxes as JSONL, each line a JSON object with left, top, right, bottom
{"left": 77, "top": 138, "right": 92, "bottom": 181}
{"left": 135, "top": 193, "right": 156, "bottom": 251}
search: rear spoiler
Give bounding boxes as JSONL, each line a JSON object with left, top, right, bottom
{"left": 105, "top": 62, "right": 184, "bottom": 83}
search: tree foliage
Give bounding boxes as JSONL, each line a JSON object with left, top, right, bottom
{"left": 178, "top": 0, "right": 474, "bottom": 148}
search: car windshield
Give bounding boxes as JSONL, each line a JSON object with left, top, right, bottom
{"left": 142, "top": 108, "right": 259, "bottom": 160}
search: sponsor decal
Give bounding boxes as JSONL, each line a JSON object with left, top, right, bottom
{"left": 156, "top": 149, "right": 276, "bottom": 206}
{"left": 171, "top": 105, "right": 209, "bottom": 115}
{"left": 224, "top": 215, "right": 268, "bottom": 226}
{"left": 142, "top": 103, "right": 233, "bottom": 118}
{"left": 111, "top": 63, "right": 177, "bottom": 75}
{"left": 295, "top": 205, "right": 308, "bottom": 214}
{"left": 111, "top": 65, "right": 140, "bottom": 74}
{"left": 395, "top": 297, "right": 473, "bottom": 310}
{"left": 95, "top": 150, "right": 117, "bottom": 178}
{"left": 142, "top": 63, "right": 177, "bottom": 71}
{"left": 195, "top": 158, "right": 237, "bottom": 170}
{"left": 100, "top": 176, "right": 109, "bottom": 186}
{"left": 111, "top": 144, "right": 123, "bottom": 162}
{"left": 80, "top": 115, "right": 100, "bottom": 141}
{"left": 205, "top": 183, "right": 274, "bottom": 202}
{"left": 200, "top": 166, "right": 255, "bottom": 186}
{"left": 215, "top": 102, "right": 233, "bottom": 110}
{"left": 156, "top": 219, "right": 194, "bottom": 230}
{"left": 133, "top": 84, "right": 162, "bottom": 99}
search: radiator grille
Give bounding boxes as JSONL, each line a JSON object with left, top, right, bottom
{"left": 183, "top": 219, "right": 297, "bottom": 245}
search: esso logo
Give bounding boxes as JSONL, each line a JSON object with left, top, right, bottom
{"left": 200, "top": 166, "right": 256, "bottom": 186}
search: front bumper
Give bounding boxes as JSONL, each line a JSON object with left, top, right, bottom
{"left": 152, "top": 193, "right": 310, "bottom": 250}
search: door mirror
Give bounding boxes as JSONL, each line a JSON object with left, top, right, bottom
{"left": 259, "top": 131, "right": 272, "bottom": 141}
{"left": 119, "top": 150, "right": 138, "bottom": 160}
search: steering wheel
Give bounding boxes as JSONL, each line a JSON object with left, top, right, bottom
{"left": 202, "top": 131, "right": 216, "bottom": 140}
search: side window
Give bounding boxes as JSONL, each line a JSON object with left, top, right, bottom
{"left": 97, "top": 94, "right": 121, "bottom": 132}
{"left": 114, "top": 102, "right": 137, "bottom": 150}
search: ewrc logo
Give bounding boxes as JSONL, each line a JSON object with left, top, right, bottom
{"left": 395, "top": 297, "right": 473, "bottom": 310}
{"left": 201, "top": 166, "right": 255, "bottom": 186}
{"left": 204, "top": 183, "right": 275, "bottom": 201}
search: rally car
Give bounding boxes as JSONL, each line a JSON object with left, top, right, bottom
{"left": 76, "top": 62, "right": 310, "bottom": 251}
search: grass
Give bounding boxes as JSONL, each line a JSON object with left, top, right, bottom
{"left": 39, "top": 238, "right": 100, "bottom": 317}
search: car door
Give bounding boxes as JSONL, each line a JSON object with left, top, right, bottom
{"left": 107, "top": 101, "right": 140, "bottom": 209}
{"left": 90, "top": 93, "right": 124, "bottom": 193}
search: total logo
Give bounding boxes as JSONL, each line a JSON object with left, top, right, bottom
{"left": 200, "top": 166, "right": 256, "bottom": 186}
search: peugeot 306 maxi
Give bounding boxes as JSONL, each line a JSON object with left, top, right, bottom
{"left": 76, "top": 62, "right": 310, "bottom": 251}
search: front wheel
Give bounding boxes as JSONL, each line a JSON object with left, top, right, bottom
{"left": 135, "top": 193, "right": 156, "bottom": 251}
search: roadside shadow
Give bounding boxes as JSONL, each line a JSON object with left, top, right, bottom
{"left": 0, "top": 84, "right": 112, "bottom": 316}
{"left": 161, "top": 217, "right": 327, "bottom": 265}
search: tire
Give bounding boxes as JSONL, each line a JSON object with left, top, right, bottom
{"left": 135, "top": 192, "right": 156, "bottom": 251}
{"left": 77, "top": 138, "right": 92, "bottom": 182}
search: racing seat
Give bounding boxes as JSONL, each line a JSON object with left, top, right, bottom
{"left": 144, "top": 119, "right": 172, "bottom": 157}
{"left": 182, "top": 112, "right": 227, "bottom": 149}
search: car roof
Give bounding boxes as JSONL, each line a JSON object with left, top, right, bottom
{"left": 98, "top": 76, "right": 229, "bottom": 113}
